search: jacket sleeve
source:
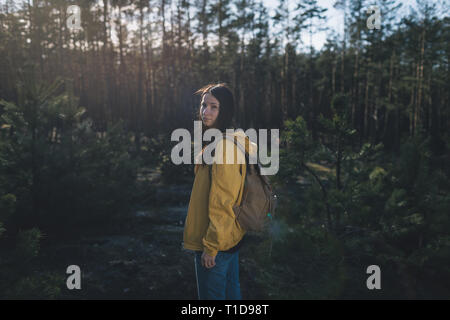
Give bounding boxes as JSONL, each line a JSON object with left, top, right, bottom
{"left": 202, "top": 139, "right": 243, "bottom": 257}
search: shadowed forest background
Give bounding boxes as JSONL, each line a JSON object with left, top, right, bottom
{"left": 0, "top": 0, "right": 449, "bottom": 299}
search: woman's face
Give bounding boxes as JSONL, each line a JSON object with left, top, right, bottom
{"left": 201, "top": 93, "right": 220, "bottom": 128}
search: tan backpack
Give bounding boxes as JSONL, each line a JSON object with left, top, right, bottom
{"left": 209, "top": 134, "right": 278, "bottom": 233}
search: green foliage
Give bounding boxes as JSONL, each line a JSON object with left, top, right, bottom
{"left": 256, "top": 224, "right": 347, "bottom": 299}
{"left": 276, "top": 116, "right": 313, "bottom": 185}
{"left": 158, "top": 135, "right": 193, "bottom": 185}
{"left": 0, "top": 193, "right": 16, "bottom": 226}
{"left": 0, "top": 78, "right": 142, "bottom": 299}
{"left": 14, "top": 228, "right": 42, "bottom": 263}
{"left": 2, "top": 272, "right": 64, "bottom": 300}
{"left": 273, "top": 109, "right": 450, "bottom": 298}
{"left": 0, "top": 79, "right": 141, "bottom": 233}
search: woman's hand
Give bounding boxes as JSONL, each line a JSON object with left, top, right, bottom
{"left": 201, "top": 252, "right": 216, "bottom": 268}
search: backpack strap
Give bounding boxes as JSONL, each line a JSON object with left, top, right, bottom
{"left": 208, "top": 133, "right": 263, "bottom": 175}
{"left": 222, "top": 134, "right": 272, "bottom": 191}
{"left": 208, "top": 133, "right": 252, "bottom": 180}
{"left": 222, "top": 133, "right": 251, "bottom": 171}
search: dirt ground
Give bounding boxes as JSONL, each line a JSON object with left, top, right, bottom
{"left": 37, "top": 182, "right": 271, "bottom": 300}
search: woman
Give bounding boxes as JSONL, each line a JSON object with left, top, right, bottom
{"left": 182, "top": 83, "right": 257, "bottom": 300}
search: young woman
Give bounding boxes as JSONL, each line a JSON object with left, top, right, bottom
{"left": 182, "top": 83, "right": 257, "bottom": 300}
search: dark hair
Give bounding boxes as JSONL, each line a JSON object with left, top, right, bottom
{"left": 195, "top": 83, "right": 235, "bottom": 135}
{"left": 194, "top": 83, "right": 235, "bottom": 163}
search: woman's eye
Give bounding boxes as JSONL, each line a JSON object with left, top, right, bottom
{"left": 201, "top": 104, "right": 217, "bottom": 109}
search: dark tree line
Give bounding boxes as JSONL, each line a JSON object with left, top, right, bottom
{"left": 0, "top": 0, "right": 447, "bottom": 146}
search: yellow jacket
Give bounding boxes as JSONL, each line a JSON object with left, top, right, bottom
{"left": 183, "top": 131, "right": 258, "bottom": 257}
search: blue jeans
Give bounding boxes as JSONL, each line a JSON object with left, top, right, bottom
{"left": 194, "top": 250, "right": 242, "bottom": 300}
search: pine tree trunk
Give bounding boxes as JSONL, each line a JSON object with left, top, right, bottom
{"left": 332, "top": 59, "right": 337, "bottom": 97}
{"left": 364, "top": 63, "right": 370, "bottom": 139}
{"left": 352, "top": 45, "right": 360, "bottom": 132}
{"left": 415, "top": 29, "right": 425, "bottom": 134}
{"left": 384, "top": 52, "right": 395, "bottom": 138}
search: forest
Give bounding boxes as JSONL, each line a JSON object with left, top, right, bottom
{"left": 0, "top": 0, "right": 449, "bottom": 299}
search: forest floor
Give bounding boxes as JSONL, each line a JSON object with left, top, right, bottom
{"left": 36, "top": 170, "right": 273, "bottom": 300}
